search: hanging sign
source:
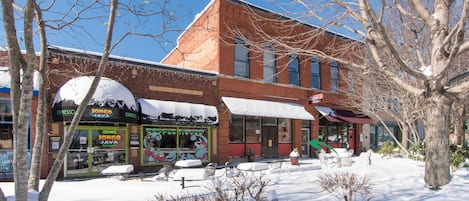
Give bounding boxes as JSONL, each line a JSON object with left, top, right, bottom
{"left": 309, "top": 93, "right": 324, "bottom": 104}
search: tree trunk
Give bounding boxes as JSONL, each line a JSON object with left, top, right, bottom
{"left": 401, "top": 124, "right": 409, "bottom": 150}
{"left": 39, "top": 1, "right": 118, "bottom": 200}
{"left": 28, "top": 4, "right": 48, "bottom": 191}
{"left": 425, "top": 97, "right": 451, "bottom": 188}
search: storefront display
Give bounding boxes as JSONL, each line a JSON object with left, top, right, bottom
{"left": 65, "top": 126, "right": 128, "bottom": 177}
{"left": 141, "top": 125, "right": 210, "bottom": 165}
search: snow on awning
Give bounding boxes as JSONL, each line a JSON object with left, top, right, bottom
{"left": 315, "top": 106, "right": 375, "bottom": 124}
{"left": 52, "top": 76, "right": 137, "bottom": 110}
{"left": 137, "top": 98, "right": 218, "bottom": 125}
{"left": 52, "top": 76, "right": 138, "bottom": 123}
{"left": 221, "top": 97, "right": 315, "bottom": 120}
{"left": 0, "top": 66, "right": 40, "bottom": 96}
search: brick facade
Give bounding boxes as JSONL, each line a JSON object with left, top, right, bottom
{"left": 163, "top": 0, "right": 364, "bottom": 163}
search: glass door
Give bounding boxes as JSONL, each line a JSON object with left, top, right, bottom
{"left": 261, "top": 117, "right": 278, "bottom": 158}
{"left": 66, "top": 126, "right": 128, "bottom": 177}
{"left": 90, "top": 128, "right": 127, "bottom": 173}
{"left": 301, "top": 128, "right": 310, "bottom": 158}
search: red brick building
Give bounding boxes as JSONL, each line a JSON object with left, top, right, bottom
{"left": 1, "top": 47, "right": 220, "bottom": 179}
{"left": 0, "top": 0, "right": 374, "bottom": 180}
{"left": 163, "top": 0, "right": 373, "bottom": 163}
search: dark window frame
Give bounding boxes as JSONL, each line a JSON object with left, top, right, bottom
{"left": 289, "top": 54, "right": 300, "bottom": 86}
{"left": 234, "top": 36, "right": 250, "bottom": 78}
{"left": 330, "top": 60, "right": 340, "bottom": 92}
{"left": 311, "top": 57, "right": 321, "bottom": 89}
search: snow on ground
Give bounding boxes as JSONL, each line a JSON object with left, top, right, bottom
{"left": 1, "top": 152, "right": 468, "bottom": 201}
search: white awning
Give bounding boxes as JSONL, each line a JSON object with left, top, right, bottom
{"left": 221, "top": 97, "right": 314, "bottom": 120}
{"left": 137, "top": 98, "right": 218, "bottom": 124}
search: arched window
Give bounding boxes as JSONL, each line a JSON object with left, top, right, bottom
{"left": 234, "top": 36, "right": 250, "bottom": 78}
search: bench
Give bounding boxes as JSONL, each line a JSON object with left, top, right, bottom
{"left": 101, "top": 165, "right": 134, "bottom": 181}
{"left": 172, "top": 161, "right": 216, "bottom": 189}
{"left": 236, "top": 162, "right": 270, "bottom": 176}
{"left": 175, "top": 159, "right": 202, "bottom": 168}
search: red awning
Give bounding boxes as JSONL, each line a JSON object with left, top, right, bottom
{"left": 334, "top": 109, "right": 375, "bottom": 124}
{"left": 324, "top": 115, "right": 344, "bottom": 123}
{"left": 315, "top": 106, "right": 375, "bottom": 125}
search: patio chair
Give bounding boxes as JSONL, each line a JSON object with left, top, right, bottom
{"left": 318, "top": 150, "right": 337, "bottom": 169}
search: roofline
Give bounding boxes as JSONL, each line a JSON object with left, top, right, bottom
{"left": 160, "top": 0, "right": 217, "bottom": 62}
{"left": 230, "top": 0, "right": 361, "bottom": 43}
{"left": 162, "top": 0, "right": 361, "bottom": 61}
{"left": 48, "top": 45, "right": 218, "bottom": 76}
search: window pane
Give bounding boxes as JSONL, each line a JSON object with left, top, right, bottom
{"left": 289, "top": 55, "right": 300, "bottom": 85}
{"left": 246, "top": 116, "right": 260, "bottom": 143}
{"left": 301, "top": 120, "right": 310, "bottom": 129}
{"left": 229, "top": 115, "right": 244, "bottom": 142}
{"left": 234, "top": 61, "right": 249, "bottom": 77}
{"left": 327, "top": 126, "right": 338, "bottom": 142}
{"left": 263, "top": 45, "right": 276, "bottom": 82}
{"left": 234, "top": 36, "right": 250, "bottom": 78}
{"left": 278, "top": 118, "right": 291, "bottom": 143}
{"left": 330, "top": 60, "right": 339, "bottom": 91}
{"left": 311, "top": 57, "right": 321, "bottom": 89}
{"left": 262, "top": 117, "right": 276, "bottom": 126}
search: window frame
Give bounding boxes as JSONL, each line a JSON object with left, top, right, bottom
{"left": 288, "top": 54, "right": 300, "bottom": 86}
{"left": 234, "top": 36, "right": 250, "bottom": 78}
{"left": 330, "top": 60, "right": 340, "bottom": 92}
{"left": 310, "top": 57, "right": 321, "bottom": 89}
{"left": 263, "top": 44, "right": 277, "bottom": 83}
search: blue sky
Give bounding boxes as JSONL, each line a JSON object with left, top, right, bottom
{"left": 0, "top": 0, "right": 273, "bottom": 62}
{"left": 0, "top": 0, "right": 357, "bottom": 63}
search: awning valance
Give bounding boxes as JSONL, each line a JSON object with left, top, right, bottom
{"left": 222, "top": 97, "right": 315, "bottom": 120}
{"left": 137, "top": 98, "right": 218, "bottom": 125}
{"left": 315, "top": 106, "right": 375, "bottom": 124}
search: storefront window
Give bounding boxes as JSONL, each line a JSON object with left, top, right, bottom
{"left": 327, "top": 126, "right": 339, "bottom": 142}
{"left": 246, "top": 116, "right": 260, "bottom": 143}
{"left": 229, "top": 115, "right": 244, "bottom": 143}
{"left": 278, "top": 118, "right": 291, "bottom": 143}
{"left": 142, "top": 126, "right": 210, "bottom": 165}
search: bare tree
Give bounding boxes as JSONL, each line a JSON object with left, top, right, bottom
{"left": 1, "top": 0, "right": 185, "bottom": 200}
{"left": 229, "top": 0, "right": 468, "bottom": 188}
{"left": 343, "top": 65, "right": 427, "bottom": 153}
{"left": 1, "top": 0, "right": 36, "bottom": 200}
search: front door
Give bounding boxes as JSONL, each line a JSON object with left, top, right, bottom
{"left": 66, "top": 126, "right": 128, "bottom": 177}
{"left": 301, "top": 128, "right": 310, "bottom": 158}
{"left": 261, "top": 125, "right": 278, "bottom": 158}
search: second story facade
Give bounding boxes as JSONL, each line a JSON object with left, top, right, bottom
{"left": 162, "top": 0, "right": 357, "bottom": 94}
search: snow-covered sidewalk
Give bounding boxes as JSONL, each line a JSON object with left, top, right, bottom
{"left": 1, "top": 153, "right": 468, "bottom": 201}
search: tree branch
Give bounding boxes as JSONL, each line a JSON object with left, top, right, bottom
{"left": 408, "top": 0, "right": 434, "bottom": 27}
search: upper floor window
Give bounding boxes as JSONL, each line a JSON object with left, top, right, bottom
{"left": 289, "top": 54, "right": 300, "bottom": 86}
{"left": 234, "top": 36, "right": 250, "bottom": 78}
{"left": 311, "top": 57, "right": 321, "bottom": 89}
{"left": 263, "top": 45, "right": 277, "bottom": 83}
{"left": 330, "top": 60, "right": 340, "bottom": 92}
